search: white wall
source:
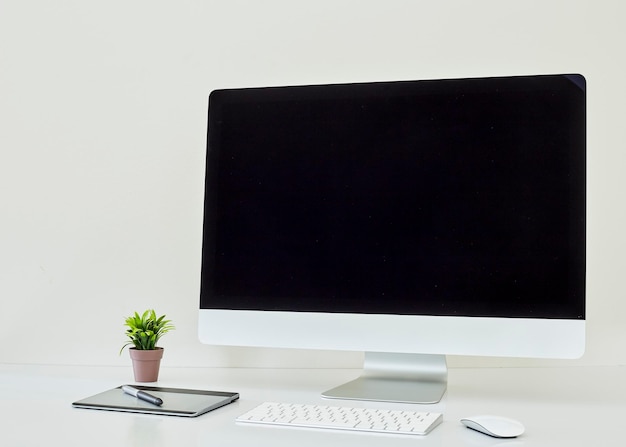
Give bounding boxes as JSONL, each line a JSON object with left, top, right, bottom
{"left": 1, "top": 0, "right": 624, "bottom": 369}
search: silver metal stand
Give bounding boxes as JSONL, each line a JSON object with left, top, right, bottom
{"left": 322, "top": 352, "right": 447, "bottom": 404}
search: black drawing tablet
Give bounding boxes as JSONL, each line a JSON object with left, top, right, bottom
{"left": 72, "top": 385, "right": 239, "bottom": 417}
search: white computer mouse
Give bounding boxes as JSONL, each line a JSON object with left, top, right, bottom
{"left": 460, "top": 415, "right": 525, "bottom": 438}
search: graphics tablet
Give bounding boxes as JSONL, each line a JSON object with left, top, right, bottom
{"left": 72, "top": 385, "right": 239, "bottom": 417}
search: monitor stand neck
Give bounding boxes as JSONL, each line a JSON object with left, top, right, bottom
{"left": 322, "top": 352, "right": 447, "bottom": 404}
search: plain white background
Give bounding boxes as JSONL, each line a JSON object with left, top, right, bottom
{"left": 0, "top": 0, "right": 624, "bottom": 369}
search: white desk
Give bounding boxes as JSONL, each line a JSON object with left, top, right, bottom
{"left": 1, "top": 364, "right": 624, "bottom": 446}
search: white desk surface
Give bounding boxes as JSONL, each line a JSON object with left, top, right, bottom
{"left": 1, "top": 363, "right": 625, "bottom": 446}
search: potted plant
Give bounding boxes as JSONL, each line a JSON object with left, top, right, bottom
{"left": 120, "top": 309, "right": 175, "bottom": 382}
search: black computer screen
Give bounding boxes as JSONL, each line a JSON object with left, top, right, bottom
{"left": 201, "top": 75, "right": 585, "bottom": 319}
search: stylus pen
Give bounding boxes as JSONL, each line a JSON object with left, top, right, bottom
{"left": 122, "top": 385, "right": 163, "bottom": 406}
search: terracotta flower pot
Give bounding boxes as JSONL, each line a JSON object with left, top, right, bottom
{"left": 129, "top": 347, "right": 164, "bottom": 382}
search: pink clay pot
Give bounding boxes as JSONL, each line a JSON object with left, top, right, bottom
{"left": 129, "top": 347, "right": 164, "bottom": 382}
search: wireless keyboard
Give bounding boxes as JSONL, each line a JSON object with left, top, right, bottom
{"left": 236, "top": 401, "right": 443, "bottom": 435}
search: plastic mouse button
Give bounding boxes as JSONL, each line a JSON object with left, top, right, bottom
{"left": 460, "top": 415, "right": 525, "bottom": 438}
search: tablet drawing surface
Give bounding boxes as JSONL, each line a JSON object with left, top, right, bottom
{"left": 72, "top": 385, "right": 239, "bottom": 417}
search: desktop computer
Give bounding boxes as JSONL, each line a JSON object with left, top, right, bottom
{"left": 198, "top": 74, "right": 586, "bottom": 404}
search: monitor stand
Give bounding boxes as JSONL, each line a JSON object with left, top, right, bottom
{"left": 322, "top": 352, "right": 447, "bottom": 404}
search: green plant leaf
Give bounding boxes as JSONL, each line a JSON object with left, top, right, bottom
{"left": 120, "top": 309, "right": 175, "bottom": 354}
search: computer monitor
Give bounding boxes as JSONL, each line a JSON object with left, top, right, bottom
{"left": 199, "top": 74, "right": 586, "bottom": 404}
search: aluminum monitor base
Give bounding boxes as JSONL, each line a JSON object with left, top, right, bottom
{"left": 322, "top": 352, "right": 447, "bottom": 404}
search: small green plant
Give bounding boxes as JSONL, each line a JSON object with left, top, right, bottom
{"left": 120, "top": 309, "right": 174, "bottom": 354}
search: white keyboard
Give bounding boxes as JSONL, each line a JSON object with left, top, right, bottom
{"left": 236, "top": 401, "right": 443, "bottom": 436}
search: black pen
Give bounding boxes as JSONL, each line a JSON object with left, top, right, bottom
{"left": 122, "top": 385, "right": 163, "bottom": 406}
